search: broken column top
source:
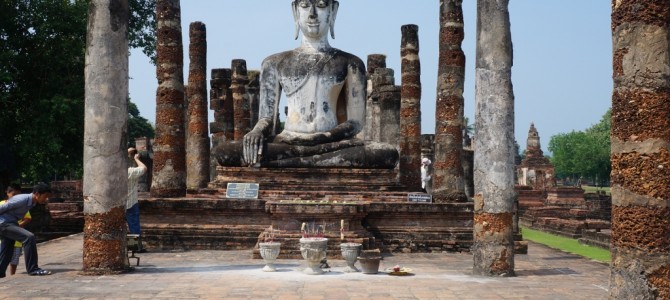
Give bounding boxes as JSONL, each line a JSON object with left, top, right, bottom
{"left": 231, "top": 59, "right": 248, "bottom": 79}
{"left": 211, "top": 68, "right": 231, "bottom": 80}
{"left": 371, "top": 68, "right": 395, "bottom": 88}
{"left": 401, "top": 24, "right": 419, "bottom": 49}
{"left": 367, "top": 54, "right": 387, "bottom": 76}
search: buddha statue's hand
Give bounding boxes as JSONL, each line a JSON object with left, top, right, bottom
{"left": 243, "top": 129, "right": 265, "bottom": 166}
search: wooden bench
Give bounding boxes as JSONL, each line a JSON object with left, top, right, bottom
{"left": 127, "top": 234, "right": 141, "bottom": 266}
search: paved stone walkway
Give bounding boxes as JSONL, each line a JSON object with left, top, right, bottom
{"left": 0, "top": 234, "right": 610, "bottom": 299}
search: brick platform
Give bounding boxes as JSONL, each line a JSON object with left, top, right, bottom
{"left": 140, "top": 167, "right": 474, "bottom": 255}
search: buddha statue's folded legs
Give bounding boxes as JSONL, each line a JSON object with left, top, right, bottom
{"left": 215, "top": 139, "right": 398, "bottom": 169}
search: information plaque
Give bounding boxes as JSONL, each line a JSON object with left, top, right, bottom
{"left": 226, "top": 183, "right": 260, "bottom": 199}
{"left": 407, "top": 193, "right": 432, "bottom": 203}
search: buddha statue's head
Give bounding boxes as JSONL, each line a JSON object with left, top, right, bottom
{"left": 292, "top": 0, "right": 339, "bottom": 40}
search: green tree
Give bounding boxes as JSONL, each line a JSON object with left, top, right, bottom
{"left": 128, "top": 100, "right": 155, "bottom": 146}
{"left": 0, "top": 0, "right": 155, "bottom": 185}
{"left": 463, "top": 116, "right": 474, "bottom": 136}
{"left": 584, "top": 109, "right": 611, "bottom": 186}
{"left": 129, "top": 0, "right": 157, "bottom": 63}
{"left": 548, "top": 109, "right": 611, "bottom": 186}
{"left": 549, "top": 131, "right": 585, "bottom": 179}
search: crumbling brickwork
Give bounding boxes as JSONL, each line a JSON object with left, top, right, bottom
{"left": 399, "top": 24, "right": 422, "bottom": 191}
{"left": 231, "top": 59, "right": 250, "bottom": 141}
{"left": 151, "top": 0, "right": 186, "bottom": 197}
{"left": 364, "top": 54, "right": 386, "bottom": 142}
{"left": 82, "top": 207, "right": 126, "bottom": 273}
{"left": 610, "top": 0, "right": 670, "bottom": 298}
{"left": 186, "top": 21, "right": 210, "bottom": 190}
{"left": 433, "top": 0, "right": 467, "bottom": 203}
{"left": 370, "top": 68, "right": 401, "bottom": 148}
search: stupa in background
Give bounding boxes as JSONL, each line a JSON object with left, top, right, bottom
{"left": 517, "top": 123, "right": 555, "bottom": 190}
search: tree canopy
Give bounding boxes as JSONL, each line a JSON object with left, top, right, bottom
{"left": 548, "top": 109, "right": 611, "bottom": 186}
{"left": 128, "top": 100, "right": 155, "bottom": 146}
{"left": 0, "top": 0, "right": 156, "bottom": 185}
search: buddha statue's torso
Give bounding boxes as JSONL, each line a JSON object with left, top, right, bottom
{"left": 264, "top": 48, "right": 362, "bottom": 135}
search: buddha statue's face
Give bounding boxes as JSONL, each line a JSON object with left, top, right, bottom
{"left": 293, "top": 0, "right": 337, "bottom": 40}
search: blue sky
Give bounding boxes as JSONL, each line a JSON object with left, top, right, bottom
{"left": 129, "top": 1, "right": 612, "bottom": 153}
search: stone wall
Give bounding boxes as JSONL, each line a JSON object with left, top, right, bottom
{"left": 519, "top": 186, "right": 611, "bottom": 245}
{"left": 29, "top": 180, "right": 84, "bottom": 242}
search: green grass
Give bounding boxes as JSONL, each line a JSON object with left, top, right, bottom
{"left": 581, "top": 185, "right": 611, "bottom": 195}
{"left": 521, "top": 226, "right": 611, "bottom": 264}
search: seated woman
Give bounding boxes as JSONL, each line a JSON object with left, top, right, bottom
{"left": 215, "top": 0, "right": 398, "bottom": 169}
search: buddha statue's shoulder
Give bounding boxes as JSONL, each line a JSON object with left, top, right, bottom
{"left": 260, "top": 50, "right": 295, "bottom": 68}
{"left": 329, "top": 48, "right": 365, "bottom": 69}
{"left": 262, "top": 48, "right": 363, "bottom": 64}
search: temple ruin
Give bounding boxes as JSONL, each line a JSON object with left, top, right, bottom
{"left": 76, "top": 1, "right": 670, "bottom": 294}
{"left": 516, "top": 124, "right": 611, "bottom": 248}
{"left": 139, "top": 1, "right": 475, "bottom": 256}
{"left": 517, "top": 123, "right": 554, "bottom": 190}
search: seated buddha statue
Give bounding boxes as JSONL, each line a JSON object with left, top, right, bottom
{"left": 215, "top": 0, "right": 398, "bottom": 168}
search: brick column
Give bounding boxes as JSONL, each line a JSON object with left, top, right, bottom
{"left": 151, "top": 0, "right": 186, "bottom": 197}
{"left": 365, "top": 54, "right": 387, "bottom": 142}
{"left": 247, "top": 70, "right": 260, "bottom": 127}
{"left": 610, "top": 1, "right": 670, "bottom": 298}
{"left": 434, "top": 0, "right": 467, "bottom": 203}
{"left": 186, "top": 21, "right": 209, "bottom": 190}
{"left": 231, "top": 59, "right": 250, "bottom": 141}
{"left": 367, "top": 54, "right": 387, "bottom": 77}
{"left": 209, "top": 68, "right": 232, "bottom": 180}
{"left": 209, "top": 68, "right": 233, "bottom": 142}
{"left": 372, "top": 68, "right": 401, "bottom": 148}
{"left": 399, "top": 24, "right": 422, "bottom": 191}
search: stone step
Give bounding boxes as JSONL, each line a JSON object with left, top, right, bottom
{"left": 210, "top": 167, "right": 405, "bottom": 191}
{"left": 190, "top": 188, "right": 414, "bottom": 202}
{"left": 140, "top": 197, "right": 475, "bottom": 254}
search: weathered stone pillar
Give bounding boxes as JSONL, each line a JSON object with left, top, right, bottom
{"left": 434, "top": 0, "right": 467, "bottom": 203}
{"left": 399, "top": 24, "right": 422, "bottom": 191}
{"left": 372, "top": 68, "right": 401, "bottom": 148}
{"left": 151, "top": 0, "right": 186, "bottom": 198}
{"left": 365, "top": 54, "right": 387, "bottom": 142}
{"left": 209, "top": 68, "right": 232, "bottom": 180}
{"left": 472, "top": 0, "right": 515, "bottom": 277}
{"left": 231, "top": 59, "right": 250, "bottom": 141}
{"left": 610, "top": 1, "right": 670, "bottom": 298}
{"left": 247, "top": 70, "right": 260, "bottom": 127}
{"left": 185, "top": 21, "right": 209, "bottom": 190}
{"left": 82, "top": 0, "right": 129, "bottom": 272}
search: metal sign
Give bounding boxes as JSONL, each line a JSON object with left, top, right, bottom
{"left": 225, "top": 183, "right": 260, "bottom": 199}
{"left": 407, "top": 193, "right": 432, "bottom": 203}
